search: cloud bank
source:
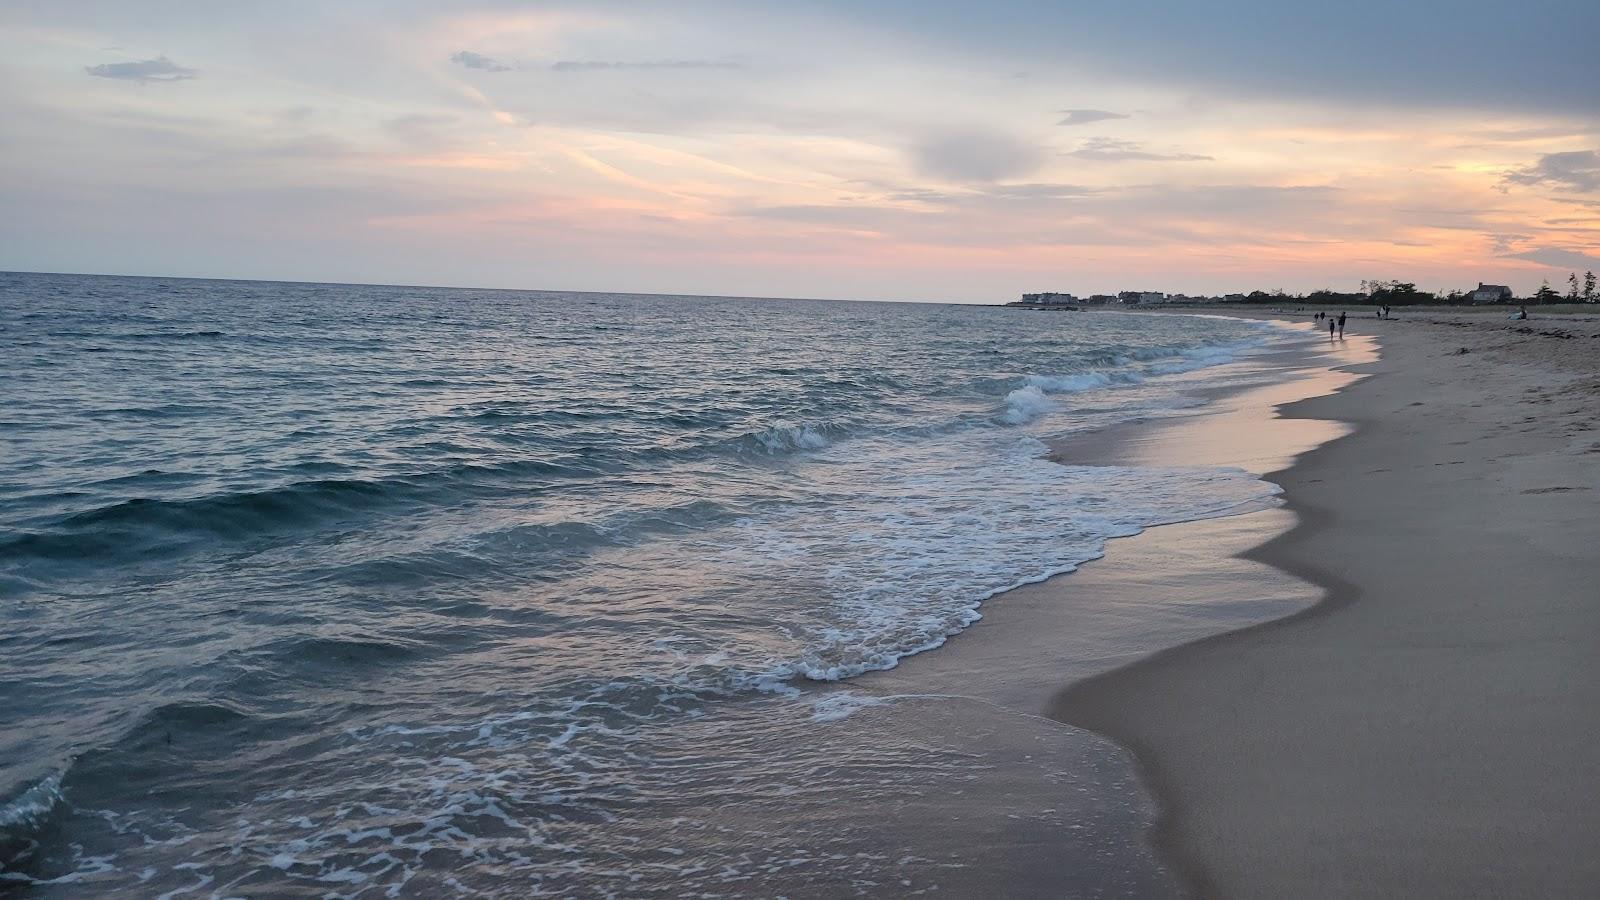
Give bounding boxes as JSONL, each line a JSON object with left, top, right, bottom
{"left": 1057, "top": 109, "right": 1129, "bottom": 126}
{"left": 85, "top": 56, "right": 196, "bottom": 82}
{"left": 1065, "top": 137, "right": 1211, "bottom": 162}
{"left": 1503, "top": 150, "right": 1600, "bottom": 193}
{"left": 451, "top": 51, "right": 510, "bottom": 72}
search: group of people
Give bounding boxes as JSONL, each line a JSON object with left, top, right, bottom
{"left": 1313, "top": 310, "right": 1347, "bottom": 339}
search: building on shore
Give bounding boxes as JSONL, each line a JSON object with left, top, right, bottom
{"left": 1019, "top": 292, "right": 1079, "bottom": 305}
{"left": 1469, "top": 283, "right": 1514, "bottom": 304}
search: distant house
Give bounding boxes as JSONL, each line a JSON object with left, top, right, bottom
{"left": 1020, "top": 292, "right": 1078, "bottom": 305}
{"left": 1469, "top": 283, "right": 1514, "bottom": 304}
{"left": 1085, "top": 294, "right": 1116, "bottom": 305}
{"left": 1224, "top": 293, "right": 1247, "bottom": 303}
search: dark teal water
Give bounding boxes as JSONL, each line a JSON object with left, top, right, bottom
{"left": 1, "top": 272, "right": 1283, "bottom": 896}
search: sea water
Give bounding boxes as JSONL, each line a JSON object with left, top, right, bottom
{"left": 0, "top": 273, "right": 1289, "bottom": 895}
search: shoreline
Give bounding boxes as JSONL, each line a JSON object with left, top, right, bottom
{"left": 858, "top": 322, "right": 1369, "bottom": 895}
{"left": 1042, "top": 320, "right": 1378, "bottom": 896}
{"left": 1051, "top": 310, "right": 1600, "bottom": 896}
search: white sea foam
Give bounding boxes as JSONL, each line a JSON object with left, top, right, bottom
{"left": 1023, "top": 370, "right": 1133, "bottom": 392}
{"left": 752, "top": 423, "right": 835, "bottom": 453}
{"left": 1001, "top": 385, "right": 1053, "bottom": 423}
{"left": 0, "top": 773, "right": 63, "bottom": 830}
{"left": 1147, "top": 344, "right": 1244, "bottom": 375}
{"left": 806, "top": 691, "right": 892, "bottom": 722}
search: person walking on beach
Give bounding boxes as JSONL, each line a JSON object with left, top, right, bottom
{"left": 1337, "top": 312, "right": 1346, "bottom": 339}
{"left": 1329, "top": 318, "right": 1336, "bottom": 339}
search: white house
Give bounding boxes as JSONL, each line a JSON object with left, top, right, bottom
{"left": 1469, "top": 283, "right": 1514, "bottom": 304}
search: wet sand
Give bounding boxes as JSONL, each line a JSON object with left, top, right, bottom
{"left": 1052, "top": 310, "right": 1600, "bottom": 897}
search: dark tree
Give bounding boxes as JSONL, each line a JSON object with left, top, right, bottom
{"left": 1368, "top": 280, "right": 1434, "bottom": 305}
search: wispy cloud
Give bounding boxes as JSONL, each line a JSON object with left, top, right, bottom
{"left": 1503, "top": 246, "right": 1600, "bottom": 268}
{"left": 1502, "top": 149, "right": 1600, "bottom": 193}
{"left": 1065, "top": 137, "right": 1210, "bottom": 162}
{"left": 1490, "top": 233, "right": 1531, "bottom": 254}
{"left": 1057, "top": 109, "right": 1129, "bottom": 127}
{"left": 881, "top": 183, "right": 1097, "bottom": 206}
{"left": 550, "top": 59, "right": 741, "bottom": 72}
{"left": 85, "top": 56, "right": 196, "bottom": 82}
{"left": 450, "top": 50, "right": 510, "bottom": 73}
{"left": 982, "top": 183, "right": 1098, "bottom": 200}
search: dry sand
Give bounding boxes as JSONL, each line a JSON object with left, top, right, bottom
{"left": 1052, "top": 309, "right": 1600, "bottom": 897}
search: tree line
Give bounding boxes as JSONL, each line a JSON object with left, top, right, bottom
{"left": 1228, "top": 272, "right": 1598, "bottom": 305}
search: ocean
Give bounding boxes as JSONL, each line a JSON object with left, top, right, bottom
{"left": 1, "top": 272, "right": 1292, "bottom": 896}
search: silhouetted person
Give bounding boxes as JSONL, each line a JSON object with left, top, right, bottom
{"left": 1337, "top": 312, "right": 1346, "bottom": 338}
{"left": 1329, "top": 319, "right": 1336, "bottom": 339}
{"left": 1515, "top": 306, "right": 1528, "bottom": 320}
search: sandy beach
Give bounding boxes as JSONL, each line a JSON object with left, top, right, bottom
{"left": 1051, "top": 308, "right": 1600, "bottom": 897}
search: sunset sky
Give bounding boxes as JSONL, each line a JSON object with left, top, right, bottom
{"left": 3, "top": 0, "right": 1598, "bottom": 301}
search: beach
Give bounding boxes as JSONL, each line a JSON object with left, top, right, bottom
{"left": 879, "top": 307, "right": 1600, "bottom": 896}
{"left": 7, "top": 277, "right": 1598, "bottom": 896}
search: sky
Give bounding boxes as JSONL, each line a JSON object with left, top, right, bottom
{"left": 2, "top": 0, "right": 1598, "bottom": 302}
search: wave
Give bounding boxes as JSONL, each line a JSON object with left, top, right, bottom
{"left": 1000, "top": 334, "right": 1267, "bottom": 423}
{"left": 1001, "top": 385, "right": 1053, "bottom": 424}
{"left": 1023, "top": 370, "right": 1138, "bottom": 392}
{"left": 325, "top": 468, "right": 1286, "bottom": 780}
{"left": 0, "top": 774, "right": 63, "bottom": 835}
{"left": 45, "top": 329, "right": 228, "bottom": 341}
{"left": 0, "top": 460, "right": 591, "bottom": 566}
{"left": 129, "top": 700, "right": 255, "bottom": 735}
{"left": 1146, "top": 343, "right": 1247, "bottom": 374}
{"left": 125, "top": 330, "right": 228, "bottom": 340}
{"left": 0, "top": 774, "right": 65, "bottom": 877}
{"left": 732, "top": 422, "right": 849, "bottom": 455}
{"left": 58, "top": 478, "right": 401, "bottom": 534}
{"left": 274, "top": 637, "right": 425, "bottom": 669}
